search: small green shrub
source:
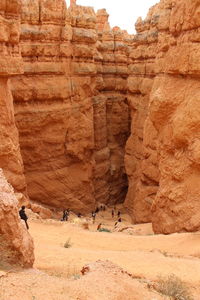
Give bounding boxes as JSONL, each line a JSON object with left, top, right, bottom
{"left": 98, "top": 228, "right": 111, "bottom": 233}
{"left": 156, "top": 274, "right": 193, "bottom": 300}
{"left": 64, "top": 238, "right": 72, "bottom": 248}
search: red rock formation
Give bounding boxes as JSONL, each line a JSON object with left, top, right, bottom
{"left": 94, "top": 10, "right": 130, "bottom": 205}
{"left": 0, "top": 0, "right": 27, "bottom": 199}
{"left": 0, "top": 169, "right": 34, "bottom": 267}
{"left": 11, "top": 0, "right": 130, "bottom": 212}
{"left": 150, "top": 0, "right": 200, "bottom": 233}
{"left": 125, "top": 0, "right": 200, "bottom": 233}
{"left": 5, "top": 0, "right": 200, "bottom": 235}
{"left": 124, "top": 7, "right": 159, "bottom": 223}
{"left": 12, "top": 0, "right": 96, "bottom": 213}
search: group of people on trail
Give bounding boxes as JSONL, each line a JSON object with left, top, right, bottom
{"left": 93, "top": 205, "right": 122, "bottom": 230}
{"left": 18, "top": 204, "right": 122, "bottom": 231}
{"left": 112, "top": 209, "right": 122, "bottom": 225}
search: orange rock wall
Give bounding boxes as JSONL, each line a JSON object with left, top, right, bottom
{"left": 125, "top": 0, "right": 200, "bottom": 233}
{"left": 0, "top": 0, "right": 27, "bottom": 197}
{"left": 11, "top": 0, "right": 130, "bottom": 212}
{"left": 2, "top": 0, "right": 199, "bottom": 234}
{"left": 150, "top": 0, "right": 200, "bottom": 233}
{"left": 94, "top": 10, "right": 130, "bottom": 205}
{"left": 124, "top": 6, "right": 159, "bottom": 223}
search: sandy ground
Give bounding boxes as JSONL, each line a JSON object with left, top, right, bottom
{"left": 1, "top": 206, "right": 200, "bottom": 299}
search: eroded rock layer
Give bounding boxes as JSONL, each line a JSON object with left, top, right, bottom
{"left": 11, "top": 0, "right": 130, "bottom": 212}
{"left": 0, "top": 0, "right": 27, "bottom": 198}
{"left": 149, "top": 0, "right": 200, "bottom": 233}
{"left": 124, "top": 7, "right": 159, "bottom": 223}
{"left": 125, "top": 0, "right": 200, "bottom": 233}
{"left": 2, "top": 0, "right": 199, "bottom": 234}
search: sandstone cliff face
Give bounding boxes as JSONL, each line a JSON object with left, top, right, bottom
{"left": 0, "top": 0, "right": 27, "bottom": 198}
{"left": 11, "top": 0, "right": 130, "bottom": 212}
{"left": 0, "top": 169, "right": 34, "bottom": 267}
{"left": 124, "top": 0, "right": 200, "bottom": 233}
{"left": 5, "top": 0, "right": 200, "bottom": 234}
{"left": 12, "top": 0, "right": 96, "bottom": 212}
{"left": 149, "top": 0, "right": 200, "bottom": 233}
{"left": 124, "top": 6, "right": 159, "bottom": 223}
{"left": 94, "top": 10, "right": 130, "bottom": 205}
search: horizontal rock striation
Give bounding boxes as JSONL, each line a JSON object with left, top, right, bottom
{"left": 2, "top": 0, "right": 199, "bottom": 234}
{"left": 11, "top": 0, "right": 130, "bottom": 212}
{"left": 0, "top": 0, "right": 27, "bottom": 198}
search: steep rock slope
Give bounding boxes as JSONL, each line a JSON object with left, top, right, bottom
{"left": 0, "top": 0, "right": 27, "bottom": 198}
{"left": 11, "top": 0, "right": 130, "bottom": 212}
{"left": 0, "top": 169, "right": 34, "bottom": 267}
{"left": 150, "top": 0, "right": 200, "bottom": 233}
{"left": 12, "top": 0, "right": 96, "bottom": 212}
{"left": 124, "top": 5, "right": 159, "bottom": 223}
{"left": 94, "top": 10, "right": 130, "bottom": 205}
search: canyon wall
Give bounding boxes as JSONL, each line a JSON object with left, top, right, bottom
{"left": 150, "top": 0, "right": 200, "bottom": 233}
{"left": 124, "top": 7, "right": 159, "bottom": 223}
{"left": 0, "top": 0, "right": 27, "bottom": 199}
{"left": 11, "top": 0, "right": 130, "bottom": 212}
{"left": 1, "top": 0, "right": 200, "bottom": 234}
{"left": 125, "top": 0, "right": 200, "bottom": 233}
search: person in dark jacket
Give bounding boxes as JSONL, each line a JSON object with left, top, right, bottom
{"left": 19, "top": 206, "right": 29, "bottom": 229}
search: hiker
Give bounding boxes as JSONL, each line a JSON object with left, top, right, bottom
{"left": 114, "top": 218, "right": 122, "bottom": 228}
{"left": 97, "top": 223, "right": 102, "bottom": 231}
{"left": 112, "top": 209, "right": 114, "bottom": 218}
{"left": 77, "top": 213, "right": 82, "bottom": 218}
{"left": 62, "top": 210, "right": 68, "bottom": 221}
{"left": 95, "top": 207, "right": 99, "bottom": 214}
{"left": 19, "top": 206, "right": 29, "bottom": 230}
{"left": 117, "top": 211, "right": 121, "bottom": 218}
{"left": 92, "top": 211, "right": 96, "bottom": 224}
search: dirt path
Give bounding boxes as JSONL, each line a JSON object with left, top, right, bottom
{"left": 1, "top": 208, "right": 200, "bottom": 299}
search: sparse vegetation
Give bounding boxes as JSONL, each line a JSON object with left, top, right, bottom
{"left": 155, "top": 274, "right": 193, "bottom": 300}
{"left": 64, "top": 238, "right": 72, "bottom": 248}
{"left": 98, "top": 228, "right": 111, "bottom": 233}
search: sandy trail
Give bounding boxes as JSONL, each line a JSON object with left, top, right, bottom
{"left": 1, "top": 208, "right": 200, "bottom": 299}
{"left": 30, "top": 220, "right": 200, "bottom": 284}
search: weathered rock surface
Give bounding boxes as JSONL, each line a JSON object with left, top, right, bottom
{"left": 11, "top": 0, "right": 130, "bottom": 212}
{"left": 0, "top": 169, "right": 34, "bottom": 267}
{"left": 0, "top": 0, "right": 27, "bottom": 199}
{"left": 1, "top": 0, "right": 200, "bottom": 234}
{"left": 150, "top": 0, "right": 200, "bottom": 233}
{"left": 124, "top": 0, "right": 200, "bottom": 233}
{"left": 124, "top": 5, "right": 159, "bottom": 223}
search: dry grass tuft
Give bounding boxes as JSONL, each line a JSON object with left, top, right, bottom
{"left": 155, "top": 274, "right": 193, "bottom": 300}
{"left": 64, "top": 238, "right": 72, "bottom": 248}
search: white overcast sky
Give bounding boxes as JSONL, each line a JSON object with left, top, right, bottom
{"left": 65, "top": 0, "right": 159, "bottom": 33}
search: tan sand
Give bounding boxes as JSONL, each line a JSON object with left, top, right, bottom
{"left": 1, "top": 207, "right": 200, "bottom": 299}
